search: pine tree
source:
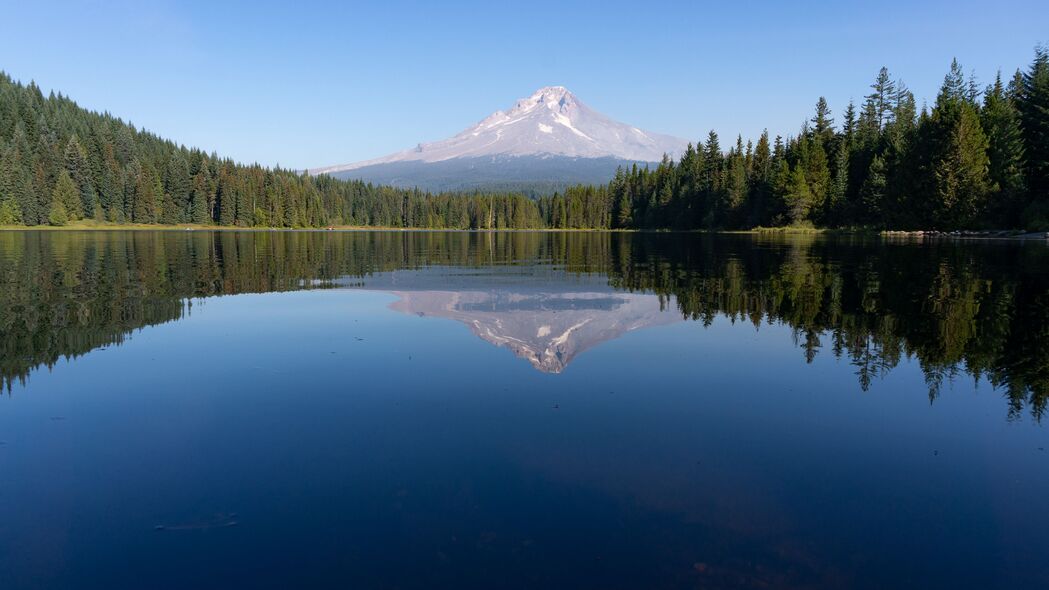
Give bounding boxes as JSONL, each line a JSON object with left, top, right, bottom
{"left": 6, "top": 129, "right": 39, "bottom": 224}
{"left": 747, "top": 130, "right": 772, "bottom": 225}
{"left": 191, "top": 167, "right": 211, "bottom": 224}
{"left": 54, "top": 169, "right": 82, "bottom": 220}
{"left": 859, "top": 155, "right": 887, "bottom": 224}
{"left": 162, "top": 153, "right": 190, "bottom": 224}
{"left": 929, "top": 60, "right": 991, "bottom": 228}
{"left": 0, "top": 144, "right": 23, "bottom": 224}
{"left": 1018, "top": 47, "right": 1049, "bottom": 211}
{"left": 942, "top": 59, "right": 968, "bottom": 103}
{"left": 882, "top": 83, "right": 918, "bottom": 225}
{"left": 702, "top": 131, "right": 723, "bottom": 226}
{"left": 610, "top": 167, "right": 632, "bottom": 228}
{"left": 982, "top": 72, "right": 1026, "bottom": 225}
{"left": 785, "top": 164, "right": 811, "bottom": 225}
{"left": 64, "top": 136, "right": 96, "bottom": 219}
{"left": 0, "top": 198, "right": 20, "bottom": 224}
{"left": 49, "top": 170, "right": 76, "bottom": 226}
{"left": 811, "top": 97, "right": 835, "bottom": 147}
{"left": 804, "top": 136, "right": 831, "bottom": 220}
{"left": 48, "top": 199, "right": 68, "bottom": 226}
{"left": 725, "top": 137, "right": 748, "bottom": 224}
{"left": 217, "top": 170, "right": 236, "bottom": 226}
{"left": 865, "top": 67, "right": 897, "bottom": 131}
{"left": 827, "top": 139, "right": 849, "bottom": 225}
{"left": 128, "top": 161, "right": 154, "bottom": 223}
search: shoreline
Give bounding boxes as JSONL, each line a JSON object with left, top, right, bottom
{"left": 1, "top": 222, "right": 1046, "bottom": 240}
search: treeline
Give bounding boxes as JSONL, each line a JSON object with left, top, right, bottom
{"left": 2, "top": 47, "right": 1048, "bottom": 230}
{"left": 598, "top": 49, "right": 1049, "bottom": 231}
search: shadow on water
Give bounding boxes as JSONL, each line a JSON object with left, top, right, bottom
{"left": 1, "top": 229, "right": 1048, "bottom": 419}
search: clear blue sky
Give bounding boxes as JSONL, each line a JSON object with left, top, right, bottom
{"left": 2, "top": 0, "right": 1045, "bottom": 169}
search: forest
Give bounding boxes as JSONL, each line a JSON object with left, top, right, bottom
{"left": 0, "top": 47, "right": 1047, "bottom": 231}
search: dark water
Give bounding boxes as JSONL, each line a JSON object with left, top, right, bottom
{"left": 1, "top": 230, "right": 1048, "bottom": 589}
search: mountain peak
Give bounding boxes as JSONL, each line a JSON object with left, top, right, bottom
{"left": 507, "top": 86, "right": 578, "bottom": 117}
{"left": 532, "top": 85, "right": 570, "bottom": 96}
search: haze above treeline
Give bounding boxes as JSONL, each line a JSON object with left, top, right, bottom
{"left": 1, "top": 47, "right": 1048, "bottom": 231}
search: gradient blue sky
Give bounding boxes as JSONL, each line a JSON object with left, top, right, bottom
{"left": 2, "top": 0, "right": 1045, "bottom": 169}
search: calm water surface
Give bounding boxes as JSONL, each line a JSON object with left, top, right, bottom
{"left": 1, "top": 230, "right": 1048, "bottom": 589}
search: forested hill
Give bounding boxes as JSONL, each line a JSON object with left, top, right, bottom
{"left": 0, "top": 72, "right": 547, "bottom": 229}
{"left": 1, "top": 47, "right": 1047, "bottom": 231}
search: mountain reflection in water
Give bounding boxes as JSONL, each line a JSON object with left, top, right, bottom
{"left": 356, "top": 269, "right": 681, "bottom": 373}
{"left": 1, "top": 229, "right": 1048, "bottom": 419}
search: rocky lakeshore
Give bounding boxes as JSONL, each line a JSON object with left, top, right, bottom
{"left": 882, "top": 230, "right": 1049, "bottom": 240}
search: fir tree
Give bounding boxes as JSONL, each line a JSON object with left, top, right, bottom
{"left": 49, "top": 171, "right": 76, "bottom": 226}
{"left": 811, "top": 97, "right": 835, "bottom": 147}
{"left": 217, "top": 170, "right": 236, "bottom": 226}
{"left": 48, "top": 199, "right": 68, "bottom": 226}
{"left": 982, "top": 72, "right": 1026, "bottom": 225}
{"left": 0, "top": 198, "right": 20, "bottom": 224}
{"left": 52, "top": 169, "right": 82, "bottom": 220}
{"left": 804, "top": 135, "right": 831, "bottom": 221}
{"left": 191, "top": 167, "right": 212, "bottom": 224}
{"left": 64, "top": 136, "right": 96, "bottom": 219}
{"left": 827, "top": 139, "right": 849, "bottom": 225}
{"left": 785, "top": 164, "right": 811, "bottom": 225}
{"left": 865, "top": 67, "right": 897, "bottom": 131}
{"left": 859, "top": 155, "right": 887, "bottom": 224}
{"left": 1018, "top": 47, "right": 1049, "bottom": 210}
{"left": 162, "top": 153, "right": 191, "bottom": 224}
{"left": 929, "top": 61, "right": 991, "bottom": 228}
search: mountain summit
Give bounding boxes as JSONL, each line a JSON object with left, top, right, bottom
{"left": 310, "top": 87, "right": 688, "bottom": 192}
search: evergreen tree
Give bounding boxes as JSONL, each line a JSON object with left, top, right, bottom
{"left": 53, "top": 169, "right": 82, "bottom": 220}
{"left": 827, "top": 139, "right": 849, "bottom": 225}
{"left": 191, "top": 166, "right": 212, "bottom": 224}
{"left": 725, "top": 136, "right": 748, "bottom": 223}
{"left": 804, "top": 135, "right": 831, "bottom": 221}
{"left": 48, "top": 199, "right": 68, "bottom": 226}
{"left": 982, "top": 72, "right": 1027, "bottom": 225}
{"left": 1018, "top": 47, "right": 1049, "bottom": 218}
{"left": 929, "top": 60, "right": 991, "bottom": 228}
{"left": 49, "top": 171, "right": 76, "bottom": 226}
{"left": 747, "top": 130, "right": 772, "bottom": 225}
{"left": 865, "top": 67, "right": 897, "bottom": 130}
{"left": 811, "top": 97, "right": 835, "bottom": 147}
{"left": 702, "top": 131, "right": 723, "bottom": 226}
{"left": 610, "top": 167, "right": 632, "bottom": 228}
{"left": 785, "top": 164, "right": 812, "bottom": 225}
{"left": 0, "top": 198, "right": 20, "bottom": 224}
{"left": 5, "top": 130, "right": 39, "bottom": 224}
{"left": 64, "top": 136, "right": 96, "bottom": 219}
{"left": 217, "top": 169, "right": 236, "bottom": 226}
{"left": 859, "top": 155, "right": 887, "bottom": 224}
{"left": 162, "top": 153, "right": 191, "bottom": 224}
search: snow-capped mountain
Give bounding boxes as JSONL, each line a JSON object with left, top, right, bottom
{"left": 310, "top": 86, "right": 688, "bottom": 192}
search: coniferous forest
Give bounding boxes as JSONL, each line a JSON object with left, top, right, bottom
{"left": 1, "top": 48, "right": 1047, "bottom": 231}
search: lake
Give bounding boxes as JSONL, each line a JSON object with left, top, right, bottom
{"left": 1, "top": 230, "right": 1047, "bottom": 589}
